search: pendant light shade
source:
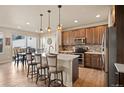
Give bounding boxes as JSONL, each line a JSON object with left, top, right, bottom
{"left": 47, "top": 10, "right": 51, "bottom": 32}
{"left": 40, "top": 14, "right": 43, "bottom": 33}
{"left": 57, "top": 5, "right": 62, "bottom": 31}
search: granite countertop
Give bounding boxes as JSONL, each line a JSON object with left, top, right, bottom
{"left": 59, "top": 50, "right": 74, "bottom": 53}
{"left": 85, "top": 51, "right": 104, "bottom": 55}
{"left": 114, "top": 63, "right": 124, "bottom": 73}
{"left": 58, "top": 54, "right": 79, "bottom": 61}
{"left": 42, "top": 53, "right": 79, "bottom": 61}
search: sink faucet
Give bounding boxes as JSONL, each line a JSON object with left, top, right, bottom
{"left": 49, "top": 45, "right": 54, "bottom": 53}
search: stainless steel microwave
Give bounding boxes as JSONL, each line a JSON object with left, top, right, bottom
{"left": 74, "top": 38, "right": 86, "bottom": 45}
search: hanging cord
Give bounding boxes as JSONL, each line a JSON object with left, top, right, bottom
{"left": 58, "top": 5, "right": 62, "bottom": 25}
{"left": 40, "top": 14, "right": 43, "bottom": 31}
{"left": 48, "top": 10, "right": 51, "bottom": 27}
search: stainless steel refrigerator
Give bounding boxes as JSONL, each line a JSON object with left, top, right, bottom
{"left": 105, "top": 27, "right": 117, "bottom": 86}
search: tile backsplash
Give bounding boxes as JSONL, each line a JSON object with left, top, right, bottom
{"left": 86, "top": 45, "right": 102, "bottom": 52}
{"left": 61, "top": 45, "right": 102, "bottom": 52}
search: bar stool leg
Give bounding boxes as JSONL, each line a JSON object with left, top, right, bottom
{"left": 36, "top": 68, "right": 39, "bottom": 84}
{"left": 119, "top": 72, "right": 120, "bottom": 86}
{"left": 61, "top": 71, "right": 63, "bottom": 86}
{"left": 44, "top": 68, "right": 46, "bottom": 84}
{"left": 27, "top": 65, "right": 29, "bottom": 77}
{"left": 48, "top": 73, "right": 51, "bottom": 87}
{"left": 31, "top": 65, "right": 33, "bottom": 79}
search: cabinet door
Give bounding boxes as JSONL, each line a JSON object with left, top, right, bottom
{"left": 99, "top": 26, "right": 107, "bottom": 44}
{"left": 84, "top": 54, "right": 91, "bottom": 67}
{"left": 66, "top": 31, "right": 70, "bottom": 45}
{"left": 62, "top": 32, "right": 69, "bottom": 45}
{"left": 93, "top": 25, "right": 107, "bottom": 45}
{"left": 91, "top": 54, "right": 98, "bottom": 68}
{"left": 72, "top": 30, "right": 77, "bottom": 45}
{"left": 78, "top": 28, "right": 86, "bottom": 38}
{"left": 69, "top": 31, "right": 73, "bottom": 45}
{"left": 86, "top": 28, "right": 94, "bottom": 44}
{"left": 91, "top": 54, "right": 102, "bottom": 69}
{"left": 93, "top": 27, "right": 100, "bottom": 45}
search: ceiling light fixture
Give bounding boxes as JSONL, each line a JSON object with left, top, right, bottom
{"left": 74, "top": 20, "right": 78, "bottom": 23}
{"left": 47, "top": 10, "right": 51, "bottom": 32}
{"left": 40, "top": 14, "right": 43, "bottom": 33}
{"left": 57, "top": 5, "right": 62, "bottom": 32}
{"left": 96, "top": 14, "right": 100, "bottom": 18}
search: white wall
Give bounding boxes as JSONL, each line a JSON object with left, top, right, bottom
{"left": 40, "top": 32, "right": 57, "bottom": 53}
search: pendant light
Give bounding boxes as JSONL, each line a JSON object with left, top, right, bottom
{"left": 57, "top": 5, "right": 62, "bottom": 31}
{"left": 40, "top": 14, "right": 43, "bottom": 33}
{"left": 47, "top": 10, "right": 51, "bottom": 32}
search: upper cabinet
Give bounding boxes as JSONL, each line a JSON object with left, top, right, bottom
{"left": 98, "top": 25, "right": 107, "bottom": 45}
{"left": 86, "top": 27, "right": 94, "bottom": 44}
{"left": 62, "top": 31, "right": 69, "bottom": 45}
{"left": 93, "top": 27, "right": 100, "bottom": 44}
{"left": 62, "top": 25, "right": 107, "bottom": 45}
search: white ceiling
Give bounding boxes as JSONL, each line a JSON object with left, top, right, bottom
{"left": 0, "top": 5, "right": 111, "bottom": 32}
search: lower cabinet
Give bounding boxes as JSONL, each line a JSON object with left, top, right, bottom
{"left": 84, "top": 53, "right": 103, "bottom": 70}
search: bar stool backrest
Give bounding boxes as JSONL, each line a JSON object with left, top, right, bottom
{"left": 26, "top": 53, "right": 32, "bottom": 63}
{"left": 35, "top": 54, "right": 42, "bottom": 65}
{"left": 26, "top": 47, "right": 31, "bottom": 53}
{"left": 46, "top": 54, "right": 57, "bottom": 72}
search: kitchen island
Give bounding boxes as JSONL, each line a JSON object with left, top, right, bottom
{"left": 42, "top": 53, "right": 79, "bottom": 87}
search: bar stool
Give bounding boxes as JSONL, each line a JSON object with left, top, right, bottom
{"left": 26, "top": 53, "right": 37, "bottom": 79}
{"left": 35, "top": 54, "right": 49, "bottom": 84}
{"left": 46, "top": 54, "right": 64, "bottom": 87}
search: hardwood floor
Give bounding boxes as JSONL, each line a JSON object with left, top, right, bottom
{"left": 0, "top": 62, "right": 106, "bottom": 87}
{"left": 74, "top": 67, "right": 106, "bottom": 87}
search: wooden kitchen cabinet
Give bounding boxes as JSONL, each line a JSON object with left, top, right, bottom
{"left": 86, "top": 25, "right": 107, "bottom": 45}
{"left": 84, "top": 53, "right": 102, "bottom": 70}
{"left": 78, "top": 28, "right": 86, "bottom": 38}
{"left": 62, "top": 30, "right": 75, "bottom": 45}
{"left": 62, "top": 31, "right": 69, "bottom": 45}
{"left": 84, "top": 53, "right": 92, "bottom": 67}
{"left": 98, "top": 25, "right": 107, "bottom": 44}
{"left": 69, "top": 31, "right": 73, "bottom": 45}
{"left": 93, "top": 27, "right": 100, "bottom": 44}
{"left": 86, "top": 27, "right": 94, "bottom": 44}
{"left": 62, "top": 25, "right": 107, "bottom": 46}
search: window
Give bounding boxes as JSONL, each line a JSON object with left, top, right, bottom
{"left": 0, "top": 32, "right": 3, "bottom": 53}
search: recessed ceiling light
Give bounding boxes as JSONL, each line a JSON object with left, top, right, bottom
{"left": 17, "top": 26, "right": 21, "bottom": 29}
{"left": 96, "top": 14, "right": 100, "bottom": 18}
{"left": 26, "top": 22, "right": 30, "bottom": 25}
{"left": 74, "top": 20, "right": 78, "bottom": 23}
